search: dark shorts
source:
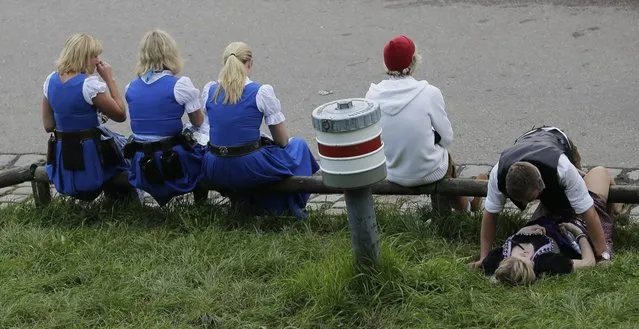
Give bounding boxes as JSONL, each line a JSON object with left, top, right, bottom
{"left": 444, "top": 152, "right": 458, "bottom": 178}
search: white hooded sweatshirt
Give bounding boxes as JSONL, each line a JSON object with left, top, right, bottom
{"left": 365, "top": 76, "right": 454, "bottom": 187}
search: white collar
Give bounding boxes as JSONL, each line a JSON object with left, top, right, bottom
{"left": 142, "top": 70, "right": 174, "bottom": 84}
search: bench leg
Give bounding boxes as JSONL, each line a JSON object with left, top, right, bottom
{"left": 31, "top": 180, "right": 52, "bottom": 207}
{"left": 192, "top": 183, "right": 209, "bottom": 204}
{"left": 430, "top": 193, "right": 453, "bottom": 217}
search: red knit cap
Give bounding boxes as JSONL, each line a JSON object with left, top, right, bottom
{"left": 383, "top": 35, "right": 416, "bottom": 72}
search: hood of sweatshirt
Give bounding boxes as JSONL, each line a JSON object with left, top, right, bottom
{"left": 365, "top": 76, "right": 430, "bottom": 116}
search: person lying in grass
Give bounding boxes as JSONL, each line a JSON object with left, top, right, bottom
{"left": 480, "top": 167, "right": 616, "bottom": 285}
{"left": 468, "top": 126, "right": 616, "bottom": 270}
{"left": 480, "top": 219, "right": 598, "bottom": 285}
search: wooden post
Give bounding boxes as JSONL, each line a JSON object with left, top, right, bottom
{"left": 430, "top": 194, "right": 453, "bottom": 217}
{"left": 28, "top": 164, "right": 51, "bottom": 207}
{"left": 31, "top": 180, "right": 51, "bottom": 207}
{"left": 192, "top": 183, "right": 209, "bottom": 204}
{"left": 344, "top": 187, "right": 380, "bottom": 268}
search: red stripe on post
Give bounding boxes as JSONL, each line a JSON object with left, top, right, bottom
{"left": 318, "top": 136, "right": 382, "bottom": 158}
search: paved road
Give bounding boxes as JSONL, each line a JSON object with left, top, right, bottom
{"left": 1, "top": 0, "right": 638, "bottom": 166}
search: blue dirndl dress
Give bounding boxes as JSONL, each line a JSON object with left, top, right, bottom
{"left": 202, "top": 81, "right": 319, "bottom": 219}
{"left": 125, "top": 74, "right": 205, "bottom": 206}
{"left": 44, "top": 72, "right": 131, "bottom": 201}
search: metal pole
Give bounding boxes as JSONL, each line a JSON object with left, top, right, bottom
{"left": 344, "top": 186, "right": 380, "bottom": 268}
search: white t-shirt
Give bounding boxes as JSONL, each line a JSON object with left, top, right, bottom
{"left": 485, "top": 154, "right": 594, "bottom": 214}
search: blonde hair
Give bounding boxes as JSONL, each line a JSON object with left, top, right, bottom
{"left": 211, "top": 42, "right": 253, "bottom": 105}
{"left": 386, "top": 53, "right": 422, "bottom": 77}
{"left": 135, "top": 29, "right": 183, "bottom": 77}
{"left": 494, "top": 257, "right": 536, "bottom": 286}
{"left": 506, "top": 162, "right": 545, "bottom": 201}
{"left": 56, "top": 34, "right": 103, "bottom": 75}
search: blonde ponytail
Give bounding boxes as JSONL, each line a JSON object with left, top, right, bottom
{"left": 212, "top": 42, "right": 253, "bottom": 104}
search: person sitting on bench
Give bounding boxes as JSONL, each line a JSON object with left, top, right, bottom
{"left": 123, "top": 29, "right": 206, "bottom": 206}
{"left": 468, "top": 126, "right": 614, "bottom": 270}
{"left": 42, "top": 33, "right": 133, "bottom": 201}
{"left": 200, "top": 41, "right": 319, "bottom": 219}
{"left": 364, "top": 35, "right": 482, "bottom": 212}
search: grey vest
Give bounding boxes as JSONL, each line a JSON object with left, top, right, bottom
{"left": 497, "top": 127, "right": 575, "bottom": 213}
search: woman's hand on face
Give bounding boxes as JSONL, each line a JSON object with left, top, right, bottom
{"left": 96, "top": 60, "right": 114, "bottom": 82}
{"left": 559, "top": 222, "right": 584, "bottom": 235}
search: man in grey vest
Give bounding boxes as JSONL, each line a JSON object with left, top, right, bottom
{"left": 468, "top": 126, "right": 614, "bottom": 269}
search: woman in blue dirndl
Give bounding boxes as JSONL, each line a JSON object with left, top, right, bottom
{"left": 42, "top": 33, "right": 132, "bottom": 202}
{"left": 201, "top": 41, "right": 320, "bottom": 219}
{"left": 123, "top": 29, "right": 206, "bottom": 206}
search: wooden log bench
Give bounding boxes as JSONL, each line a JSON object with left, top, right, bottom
{"left": 1, "top": 163, "right": 639, "bottom": 207}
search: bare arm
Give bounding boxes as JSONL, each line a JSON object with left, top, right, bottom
{"left": 93, "top": 91, "right": 126, "bottom": 122}
{"left": 42, "top": 96, "right": 55, "bottom": 132}
{"left": 571, "top": 235, "right": 596, "bottom": 269}
{"left": 188, "top": 109, "right": 204, "bottom": 127}
{"left": 93, "top": 61, "right": 127, "bottom": 122}
{"left": 581, "top": 206, "right": 607, "bottom": 257}
{"left": 558, "top": 157, "right": 606, "bottom": 256}
{"left": 469, "top": 210, "right": 499, "bottom": 269}
{"left": 480, "top": 210, "right": 499, "bottom": 260}
{"left": 268, "top": 123, "right": 289, "bottom": 147}
{"left": 468, "top": 167, "right": 504, "bottom": 270}
{"left": 560, "top": 222, "right": 596, "bottom": 270}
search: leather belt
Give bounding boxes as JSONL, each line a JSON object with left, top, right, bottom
{"left": 54, "top": 128, "right": 101, "bottom": 141}
{"left": 126, "top": 137, "right": 183, "bottom": 154}
{"left": 208, "top": 140, "right": 261, "bottom": 157}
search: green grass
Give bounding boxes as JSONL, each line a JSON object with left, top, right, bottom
{"left": 1, "top": 197, "right": 639, "bottom": 329}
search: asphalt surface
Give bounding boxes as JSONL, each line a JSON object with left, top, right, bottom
{"left": 0, "top": 0, "right": 637, "bottom": 166}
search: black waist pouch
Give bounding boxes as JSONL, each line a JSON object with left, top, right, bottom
{"left": 260, "top": 136, "right": 275, "bottom": 146}
{"left": 46, "top": 135, "right": 56, "bottom": 165}
{"left": 122, "top": 140, "right": 136, "bottom": 159}
{"left": 160, "top": 150, "right": 184, "bottom": 181}
{"left": 61, "top": 139, "right": 85, "bottom": 171}
{"left": 140, "top": 155, "right": 164, "bottom": 185}
{"left": 180, "top": 129, "right": 196, "bottom": 152}
{"left": 99, "top": 137, "right": 123, "bottom": 168}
